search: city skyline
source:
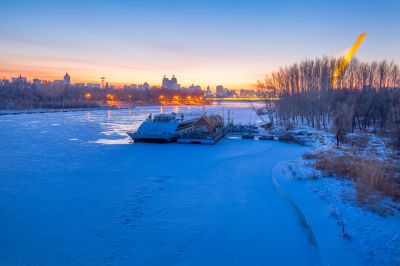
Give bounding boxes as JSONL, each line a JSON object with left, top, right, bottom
{"left": 2, "top": 73, "right": 237, "bottom": 92}
{"left": 1, "top": 0, "right": 400, "bottom": 89}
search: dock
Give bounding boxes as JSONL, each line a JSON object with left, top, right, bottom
{"left": 128, "top": 112, "right": 299, "bottom": 145}
{"left": 177, "top": 131, "right": 224, "bottom": 144}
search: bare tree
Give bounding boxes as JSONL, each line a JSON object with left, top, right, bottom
{"left": 261, "top": 57, "right": 400, "bottom": 145}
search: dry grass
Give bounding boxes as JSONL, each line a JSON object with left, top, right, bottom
{"left": 304, "top": 151, "right": 400, "bottom": 204}
{"left": 353, "top": 159, "right": 400, "bottom": 205}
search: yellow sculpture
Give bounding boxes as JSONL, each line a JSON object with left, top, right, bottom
{"left": 332, "top": 33, "right": 367, "bottom": 86}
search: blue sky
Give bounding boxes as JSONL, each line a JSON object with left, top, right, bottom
{"left": 1, "top": 0, "right": 399, "bottom": 88}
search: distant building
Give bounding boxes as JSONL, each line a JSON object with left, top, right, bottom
{"left": 188, "top": 84, "right": 202, "bottom": 93}
{"left": 216, "top": 85, "right": 226, "bottom": 97}
{"left": 239, "top": 89, "right": 256, "bottom": 97}
{"left": 53, "top": 80, "right": 65, "bottom": 86}
{"left": 33, "top": 79, "right": 41, "bottom": 89}
{"left": 205, "top": 86, "right": 214, "bottom": 97}
{"left": 86, "top": 83, "right": 101, "bottom": 89}
{"left": 73, "top": 83, "right": 86, "bottom": 88}
{"left": 171, "top": 75, "right": 178, "bottom": 89}
{"left": 64, "top": 72, "right": 71, "bottom": 86}
{"left": 162, "top": 75, "right": 180, "bottom": 89}
{"left": 53, "top": 73, "right": 71, "bottom": 87}
{"left": 11, "top": 75, "right": 27, "bottom": 83}
{"left": 129, "top": 84, "right": 138, "bottom": 90}
{"left": 227, "top": 90, "right": 236, "bottom": 97}
{"left": 41, "top": 80, "right": 53, "bottom": 86}
{"left": 138, "top": 82, "right": 150, "bottom": 90}
{"left": 0, "top": 78, "right": 10, "bottom": 86}
{"left": 216, "top": 85, "right": 236, "bottom": 97}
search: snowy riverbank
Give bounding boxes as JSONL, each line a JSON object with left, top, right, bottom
{"left": 277, "top": 125, "right": 400, "bottom": 265}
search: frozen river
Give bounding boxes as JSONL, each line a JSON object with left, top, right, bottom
{"left": 0, "top": 103, "right": 360, "bottom": 265}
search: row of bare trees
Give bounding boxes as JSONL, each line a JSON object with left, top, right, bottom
{"left": 258, "top": 57, "right": 400, "bottom": 146}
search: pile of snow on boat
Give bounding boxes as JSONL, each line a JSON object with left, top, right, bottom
{"left": 127, "top": 112, "right": 225, "bottom": 144}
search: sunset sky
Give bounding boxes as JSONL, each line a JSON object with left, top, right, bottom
{"left": 1, "top": 0, "right": 399, "bottom": 89}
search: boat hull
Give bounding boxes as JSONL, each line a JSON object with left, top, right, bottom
{"left": 127, "top": 132, "right": 177, "bottom": 142}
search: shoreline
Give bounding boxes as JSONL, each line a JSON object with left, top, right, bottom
{"left": 0, "top": 102, "right": 216, "bottom": 116}
{"left": 0, "top": 100, "right": 266, "bottom": 116}
{"left": 0, "top": 106, "right": 134, "bottom": 116}
{"left": 272, "top": 159, "right": 363, "bottom": 265}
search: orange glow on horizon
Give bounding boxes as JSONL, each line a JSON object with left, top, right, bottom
{"left": 0, "top": 66, "right": 256, "bottom": 90}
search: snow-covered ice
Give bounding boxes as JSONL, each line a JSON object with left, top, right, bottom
{"left": 0, "top": 104, "right": 373, "bottom": 265}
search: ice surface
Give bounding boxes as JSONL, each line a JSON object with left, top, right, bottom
{"left": 0, "top": 104, "right": 364, "bottom": 265}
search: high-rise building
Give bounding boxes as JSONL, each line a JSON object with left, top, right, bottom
{"left": 216, "top": 85, "right": 226, "bottom": 97}
{"left": 162, "top": 75, "right": 179, "bottom": 89}
{"left": 171, "top": 75, "right": 177, "bottom": 89}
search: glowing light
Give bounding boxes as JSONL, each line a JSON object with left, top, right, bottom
{"left": 157, "top": 94, "right": 206, "bottom": 106}
{"left": 208, "top": 97, "right": 278, "bottom": 101}
{"left": 332, "top": 33, "right": 367, "bottom": 86}
{"left": 84, "top": 92, "right": 91, "bottom": 99}
{"left": 107, "top": 94, "right": 116, "bottom": 101}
